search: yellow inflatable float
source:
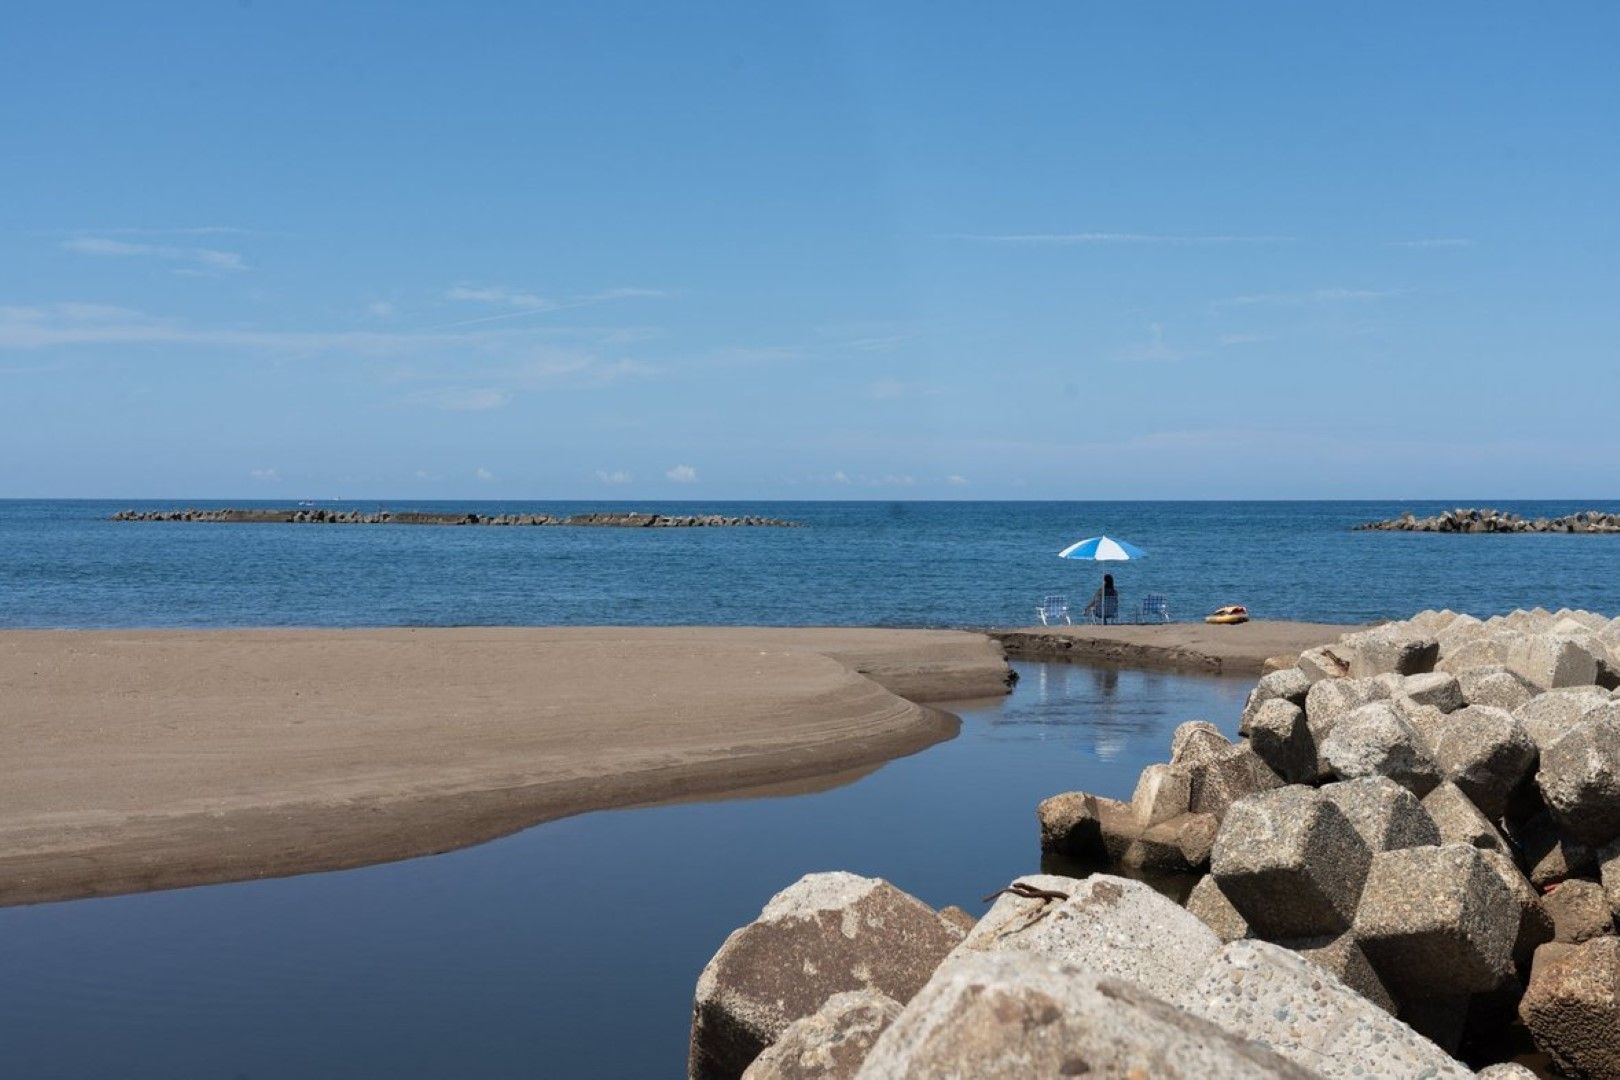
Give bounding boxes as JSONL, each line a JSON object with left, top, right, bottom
{"left": 1205, "top": 605, "right": 1250, "bottom": 625}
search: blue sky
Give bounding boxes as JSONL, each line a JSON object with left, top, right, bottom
{"left": 3, "top": 3, "right": 1616, "bottom": 499}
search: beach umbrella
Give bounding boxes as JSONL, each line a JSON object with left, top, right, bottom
{"left": 1056, "top": 536, "right": 1146, "bottom": 562}
{"left": 1056, "top": 535, "right": 1146, "bottom": 624}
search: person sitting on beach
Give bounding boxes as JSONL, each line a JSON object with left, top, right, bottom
{"left": 1082, "top": 574, "right": 1119, "bottom": 624}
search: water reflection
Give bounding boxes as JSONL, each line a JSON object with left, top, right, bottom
{"left": 1010, "top": 663, "right": 1198, "bottom": 763}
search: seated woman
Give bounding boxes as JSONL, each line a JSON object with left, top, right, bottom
{"left": 1081, "top": 573, "right": 1120, "bottom": 624}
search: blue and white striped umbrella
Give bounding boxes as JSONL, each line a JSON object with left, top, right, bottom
{"left": 1056, "top": 535, "right": 1146, "bottom": 561}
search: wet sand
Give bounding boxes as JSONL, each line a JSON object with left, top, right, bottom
{"left": 0, "top": 627, "right": 1009, "bottom": 906}
{"left": 991, "top": 620, "right": 1354, "bottom": 676}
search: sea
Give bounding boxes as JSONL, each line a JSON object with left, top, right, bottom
{"left": 5, "top": 498, "right": 1620, "bottom": 628}
{"left": 3, "top": 498, "right": 1618, "bottom": 1077}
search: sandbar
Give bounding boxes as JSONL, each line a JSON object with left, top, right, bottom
{"left": 0, "top": 627, "right": 1009, "bottom": 906}
{"left": 991, "top": 620, "right": 1354, "bottom": 676}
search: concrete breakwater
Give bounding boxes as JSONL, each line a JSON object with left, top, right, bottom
{"left": 1357, "top": 507, "right": 1620, "bottom": 533}
{"left": 111, "top": 508, "right": 798, "bottom": 528}
{"left": 691, "top": 608, "right": 1620, "bottom": 1078}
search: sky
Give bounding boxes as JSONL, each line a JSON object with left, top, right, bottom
{"left": 2, "top": 3, "right": 1617, "bottom": 500}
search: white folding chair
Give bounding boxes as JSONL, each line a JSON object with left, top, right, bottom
{"left": 1036, "top": 595, "right": 1070, "bottom": 625}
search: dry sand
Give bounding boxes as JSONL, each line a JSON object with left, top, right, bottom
{"left": 992, "top": 620, "right": 1354, "bottom": 676}
{"left": 0, "top": 627, "right": 1010, "bottom": 906}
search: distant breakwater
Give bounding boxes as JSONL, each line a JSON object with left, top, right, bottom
{"left": 111, "top": 508, "right": 799, "bottom": 528}
{"left": 1356, "top": 507, "right": 1620, "bottom": 534}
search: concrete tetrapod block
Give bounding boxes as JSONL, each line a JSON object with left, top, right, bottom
{"left": 1431, "top": 705, "right": 1537, "bottom": 819}
{"left": 1247, "top": 698, "right": 1318, "bottom": 785}
{"left": 1601, "top": 839, "right": 1620, "bottom": 922}
{"left": 1506, "top": 811, "right": 1596, "bottom": 889}
{"left": 1340, "top": 627, "right": 1440, "bottom": 678}
{"left": 1542, "top": 879, "right": 1615, "bottom": 944}
{"left": 1173, "top": 940, "right": 1472, "bottom": 1080}
{"left": 1122, "top": 812, "right": 1220, "bottom": 872}
{"left": 1536, "top": 717, "right": 1620, "bottom": 846}
{"left": 1507, "top": 633, "right": 1601, "bottom": 690}
{"left": 1185, "top": 743, "right": 1285, "bottom": 819}
{"left": 853, "top": 952, "right": 1315, "bottom": 1080}
{"left": 1035, "top": 791, "right": 1130, "bottom": 859}
{"left": 1303, "top": 676, "right": 1386, "bottom": 745}
{"left": 1318, "top": 701, "right": 1441, "bottom": 796}
{"left": 1422, "top": 782, "right": 1510, "bottom": 854}
{"left": 1438, "top": 635, "right": 1514, "bottom": 676}
{"left": 1386, "top": 693, "right": 1450, "bottom": 756}
{"left": 1035, "top": 791, "right": 1213, "bottom": 872}
{"left": 953, "top": 874, "right": 1220, "bottom": 1002}
{"left": 1352, "top": 844, "right": 1519, "bottom": 998}
{"left": 1402, "top": 671, "right": 1465, "bottom": 713}
{"left": 1405, "top": 609, "right": 1458, "bottom": 635}
{"left": 1141, "top": 761, "right": 1197, "bottom": 817}
{"left": 1514, "top": 685, "right": 1611, "bottom": 754}
{"left": 1210, "top": 786, "right": 1372, "bottom": 939}
{"left": 1280, "top": 932, "right": 1398, "bottom": 1014}
{"left": 1477, "top": 849, "right": 1556, "bottom": 975}
{"left": 1435, "top": 613, "right": 1486, "bottom": 657}
{"left": 1320, "top": 776, "right": 1442, "bottom": 853}
{"left": 1170, "top": 719, "right": 1231, "bottom": 766}
{"left": 1297, "top": 644, "right": 1353, "bottom": 682}
{"left": 1456, "top": 667, "right": 1539, "bottom": 712}
{"left": 690, "top": 872, "right": 966, "bottom": 1080}
{"left": 1131, "top": 763, "right": 1193, "bottom": 826}
{"left": 740, "top": 990, "right": 901, "bottom": 1080}
{"left": 1184, "top": 875, "right": 1251, "bottom": 944}
{"left": 1239, "top": 668, "right": 1313, "bottom": 735}
{"left": 1519, "top": 938, "right": 1620, "bottom": 1080}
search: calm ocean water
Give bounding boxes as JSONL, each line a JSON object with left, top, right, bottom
{"left": 6, "top": 499, "right": 1620, "bottom": 628}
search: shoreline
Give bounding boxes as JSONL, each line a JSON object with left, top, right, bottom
{"left": 990, "top": 619, "right": 1353, "bottom": 676}
{"left": 0, "top": 627, "right": 1008, "bottom": 907}
{"left": 1, "top": 620, "right": 1346, "bottom": 907}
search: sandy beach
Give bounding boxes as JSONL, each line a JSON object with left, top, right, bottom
{"left": 992, "top": 619, "right": 1353, "bottom": 675}
{"left": 0, "top": 627, "right": 1009, "bottom": 906}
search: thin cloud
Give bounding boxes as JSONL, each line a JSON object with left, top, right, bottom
{"left": 249, "top": 467, "right": 279, "bottom": 482}
{"left": 866, "top": 378, "right": 943, "bottom": 400}
{"left": 665, "top": 464, "right": 698, "bottom": 483}
{"left": 941, "top": 232, "right": 1294, "bottom": 246}
{"left": 595, "top": 469, "right": 633, "bottom": 484}
{"left": 1211, "top": 287, "right": 1401, "bottom": 309}
{"left": 1, "top": 304, "right": 659, "bottom": 409}
{"left": 394, "top": 387, "right": 511, "bottom": 412}
{"left": 475, "top": 467, "right": 495, "bottom": 482}
{"left": 0, "top": 303, "right": 641, "bottom": 361}
{"left": 62, "top": 235, "right": 248, "bottom": 272}
{"left": 1116, "top": 323, "right": 1186, "bottom": 363}
{"left": 844, "top": 334, "right": 912, "bottom": 353}
{"left": 1387, "top": 238, "right": 1474, "bottom": 249}
{"left": 446, "top": 285, "right": 553, "bottom": 310}
{"left": 87, "top": 226, "right": 253, "bottom": 237}
{"left": 696, "top": 345, "right": 802, "bottom": 368}
{"left": 587, "top": 287, "right": 673, "bottom": 301}
{"left": 430, "top": 285, "right": 671, "bottom": 330}
{"left": 946, "top": 474, "right": 970, "bottom": 485}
